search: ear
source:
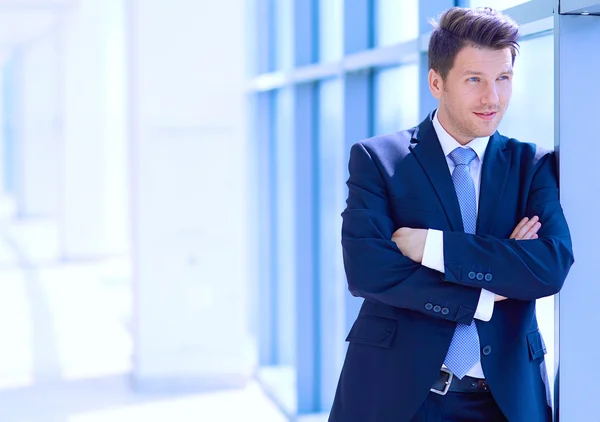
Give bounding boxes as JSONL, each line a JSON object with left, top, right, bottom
{"left": 428, "top": 69, "right": 443, "bottom": 99}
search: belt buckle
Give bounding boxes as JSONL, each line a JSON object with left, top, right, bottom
{"left": 430, "top": 368, "right": 453, "bottom": 396}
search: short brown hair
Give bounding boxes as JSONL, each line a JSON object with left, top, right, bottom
{"left": 428, "top": 7, "right": 520, "bottom": 80}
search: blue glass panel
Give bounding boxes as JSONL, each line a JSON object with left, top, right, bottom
{"left": 273, "top": 0, "right": 293, "bottom": 70}
{"left": 469, "top": 0, "right": 530, "bottom": 9}
{"left": 319, "top": 0, "right": 343, "bottom": 62}
{"left": 373, "top": 64, "right": 420, "bottom": 135}
{"left": 272, "top": 88, "right": 296, "bottom": 366}
{"left": 2, "top": 55, "right": 20, "bottom": 195}
{"left": 498, "top": 35, "right": 554, "bottom": 150}
{"left": 316, "top": 77, "right": 347, "bottom": 409}
{"left": 373, "top": 0, "right": 419, "bottom": 47}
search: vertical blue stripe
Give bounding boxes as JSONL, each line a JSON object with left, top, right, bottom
{"left": 255, "top": 91, "right": 277, "bottom": 366}
{"left": 295, "top": 82, "right": 318, "bottom": 414}
{"left": 316, "top": 77, "right": 346, "bottom": 410}
{"left": 2, "top": 54, "right": 18, "bottom": 195}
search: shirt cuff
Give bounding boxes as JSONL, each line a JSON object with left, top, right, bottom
{"left": 474, "top": 289, "right": 495, "bottom": 322}
{"left": 422, "top": 229, "right": 444, "bottom": 273}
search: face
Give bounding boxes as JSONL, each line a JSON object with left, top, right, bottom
{"left": 429, "top": 45, "right": 513, "bottom": 145}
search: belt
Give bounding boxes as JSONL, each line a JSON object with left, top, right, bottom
{"left": 430, "top": 368, "right": 491, "bottom": 395}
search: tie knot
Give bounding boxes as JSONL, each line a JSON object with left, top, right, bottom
{"left": 449, "top": 147, "right": 477, "bottom": 166}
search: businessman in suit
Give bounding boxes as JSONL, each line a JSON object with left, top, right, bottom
{"left": 329, "top": 6, "right": 574, "bottom": 422}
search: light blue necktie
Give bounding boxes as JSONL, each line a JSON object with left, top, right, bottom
{"left": 443, "top": 147, "right": 480, "bottom": 380}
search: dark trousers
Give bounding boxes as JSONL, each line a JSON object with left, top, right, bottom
{"left": 409, "top": 391, "right": 508, "bottom": 422}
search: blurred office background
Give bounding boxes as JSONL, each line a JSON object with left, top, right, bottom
{"left": 0, "top": 0, "right": 597, "bottom": 421}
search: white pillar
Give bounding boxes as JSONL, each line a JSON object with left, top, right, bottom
{"left": 60, "top": 0, "right": 129, "bottom": 258}
{"left": 127, "top": 0, "right": 252, "bottom": 390}
{"left": 14, "top": 34, "right": 61, "bottom": 218}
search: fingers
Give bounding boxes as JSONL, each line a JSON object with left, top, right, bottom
{"left": 509, "top": 217, "right": 529, "bottom": 239}
{"left": 392, "top": 227, "right": 412, "bottom": 239}
{"left": 510, "top": 216, "right": 540, "bottom": 240}
{"left": 520, "top": 222, "right": 541, "bottom": 240}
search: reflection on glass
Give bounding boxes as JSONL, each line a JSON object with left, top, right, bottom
{"left": 319, "top": 0, "right": 343, "bottom": 62}
{"left": 373, "top": 0, "right": 419, "bottom": 47}
{"left": 469, "top": 0, "right": 530, "bottom": 10}
{"left": 373, "top": 64, "right": 420, "bottom": 135}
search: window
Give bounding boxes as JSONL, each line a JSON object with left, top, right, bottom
{"left": 319, "top": 0, "right": 343, "bottom": 62}
{"left": 316, "top": 78, "right": 347, "bottom": 407}
{"left": 372, "top": 64, "right": 420, "bottom": 135}
{"left": 469, "top": 0, "right": 531, "bottom": 10}
{"left": 373, "top": 0, "right": 419, "bottom": 47}
{"left": 273, "top": 0, "right": 293, "bottom": 70}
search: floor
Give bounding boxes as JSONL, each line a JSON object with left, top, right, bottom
{"left": 0, "top": 210, "right": 286, "bottom": 422}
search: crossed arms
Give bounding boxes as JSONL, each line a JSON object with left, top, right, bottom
{"left": 392, "top": 216, "right": 541, "bottom": 303}
{"left": 342, "top": 143, "right": 574, "bottom": 323}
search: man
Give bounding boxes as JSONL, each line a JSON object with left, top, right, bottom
{"left": 329, "top": 6, "right": 574, "bottom": 422}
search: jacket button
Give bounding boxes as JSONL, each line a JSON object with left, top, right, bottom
{"left": 476, "top": 273, "right": 484, "bottom": 281}
{"left": 485, "top": 273, "right": 493, "bottom": 282}
{"left": 468, "top": 271, "right": 476, "bottom": 280}
{"left": 425, "top": 303, "right": 433, "bottom": 311}
{"left": 433, "top": 305, "right": 441, "bottom": 313}
{"left": 441, "top": 307, "right": 449, "bottom": 315}
{"left": 482, "top": 345, "right": 492, "bottom": 356}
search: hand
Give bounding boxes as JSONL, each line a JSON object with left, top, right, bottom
{"left": 510, "top": 216, "right": 541, "bottom": 240}
{"left": 496, "top": 217, "right": 542, "bottom": 302}
{"left": 391, "top": 227, "right": 428, "bottom": 263}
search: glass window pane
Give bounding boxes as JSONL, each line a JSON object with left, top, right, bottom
{"left": 273, "top": 0, "right": 293, "bottom": 70}
{"left": 373, "top": 0, "right": 419, "bottom": 47}
{"left": 469, "top": 0, "right": 530, "bottom": 10}
{"left": 373, "top": 64, "right": 420, "bottom": 135}
{"left": 499, "top": 35, "right": 554, "bottom": 150}
{"left": 257, "top": 87, "right": 299, "bottom": 416}
{"left": 272, "top": 88, "right": 296, "bottom": 367}
{"left": 497, "top": 34, "right": 555, "bottom": 401}
{"left": 319, "top": 0, "right": 343, "bottom": 62}
{"left": 316, "top": 78, "right": 347, "bottom": 407}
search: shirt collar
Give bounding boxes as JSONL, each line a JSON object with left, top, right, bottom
{"left": 432, "top": 109, "right": 489, "bottom": 163}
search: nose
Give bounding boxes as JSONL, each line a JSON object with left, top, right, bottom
{"left": 481, "top": 82, "right": 500, "bottom": 106}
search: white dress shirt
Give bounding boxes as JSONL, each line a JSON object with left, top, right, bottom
{"left": 421, "top": 111, "right": 495, "bottom": 379}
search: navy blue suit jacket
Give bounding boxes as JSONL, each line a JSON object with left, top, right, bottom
{"left": 329, "top": 112, "right": 574, "bottom": 422}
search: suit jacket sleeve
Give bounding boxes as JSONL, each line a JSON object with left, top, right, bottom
{"left": 442, "top": 151, "right": 574, "bottom": 300}
{"left": 342, "top": 142, "right": 481, "bottom": 324}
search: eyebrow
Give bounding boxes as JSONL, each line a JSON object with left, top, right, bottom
{"left": 462, "top": 69, "right": 514, "bottom": 76}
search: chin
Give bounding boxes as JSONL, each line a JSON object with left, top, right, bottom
{"left": 480, "top": 127, "right": 497, "bottom": 137}
{"left": 473, "top": 122, "right": 499, "bottom": 138}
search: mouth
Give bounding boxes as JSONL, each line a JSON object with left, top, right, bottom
{"left": 474, "top": 111, "right": 498, "bottom": 121}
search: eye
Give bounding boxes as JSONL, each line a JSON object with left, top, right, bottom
{"left": 498, "top": 75, "right": 511, "bottom": 81}
{"left": 467, "top": 77, "right": 480, "bottom": 82}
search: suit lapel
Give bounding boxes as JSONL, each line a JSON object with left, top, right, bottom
{"left": 409, "top": 113, "right": 464, "bottom": 232}
{"left": 477, "top": 133, "right": 511, "bottom": 234}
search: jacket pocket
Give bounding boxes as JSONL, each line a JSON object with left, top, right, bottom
{"left": 346, "top": 316, "right": 397, "bottom": 349}
{"left": 527, "top": 329, "right": 547, "bottom": 360}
